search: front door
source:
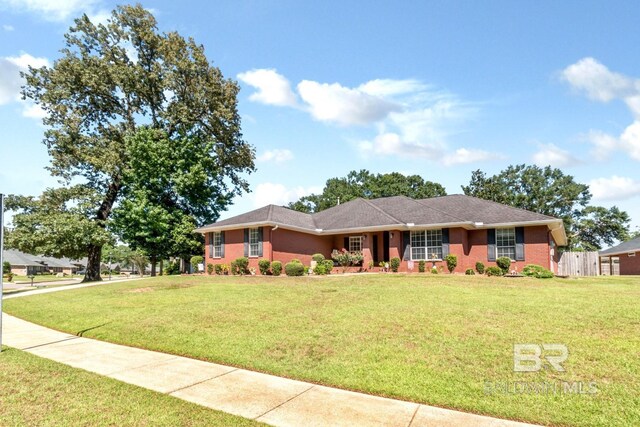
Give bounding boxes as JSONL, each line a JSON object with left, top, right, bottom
{"left": 372, "top": 235, "right": 379, "bottom": 263}
{"left": 383, "top": 231, "right": 390, "bottom": 262}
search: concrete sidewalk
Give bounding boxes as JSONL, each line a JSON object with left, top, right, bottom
{"left": 1, "top": 313, "right": 537, "bottom": 427}
{"left": 3, "top": 276, "right": 142, "bottom": 299}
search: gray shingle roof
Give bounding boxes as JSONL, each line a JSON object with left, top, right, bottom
{"left": 599, "top": 236, "right": 640, "bottom": 256}
{"left": 197, "top": 194, "right": 564, "bottom": 241}
{"left": 418, "top": 195, "right": 557, "bottom": 224}
{"left": 3, "top": 250, "right": 81, "bottom": 268}
{"left": 3, "top": 249, "right": 42, "bottom": 267}
{"left": 211, "top": 204, "right": 316, "bottom": 231}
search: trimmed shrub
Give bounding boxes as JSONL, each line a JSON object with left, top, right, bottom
{"left": 3, "top": 261, "right": 11, "bottom": 275}
{"left": 164, "top": 261, "right": 180, "bottom": 275}
{"left": 465, "top": 268, "right": 475, "bottom": 275}
{"left": 496, "top": 257, "right": 511, "bottom": 274}
{"left": 522, "top": 264, "right": 554, "bottom": 279}
{"left": 486, "top": 266, "right": 503, "bottom": 276}
{"left": 214, "top": 264, "right": 223, "bottom": 275}
{"left": 271, "top": 261, "right": 283, "bottom": 276}
{"left": 418, "top": 260, "right": 426, "bottom": 273}
{"left": 331, "top": 249, "right": 363, "bottom": 272}
{"left": 230, "top": 261, "right": 237, "bottom": 275}
{"left": 285, "top": 261, "right": 305, "bottom": 276}
{"left": 258, "top": 259, "right": 271, "bottom": 275}
{"left": 311, "top": 253, "right": 325, "bottom": 263}
{"left": 207, "top": 263, "right": 214, "bottom": 275}
{"left": 431, "top": 266, "right": 439, "bottom": 274}
{"left": 233, "top": 257, "right": 249, "bottom": 275}
{"left": 313, "top": 264, "right": 326, "bottom": 275}
{"left": 190, "top": 256, "right": 204, "bottom": 273}
{"left": 323, "top": 260, "right": 334, "bottom": 274}
{"left": 390, "top": 257, "right": 401, "bottom": 273}
{"left": 475, "top": 261, "right": 485, "bottom": 275}
{"left": 444, "top": 254, "right": 458, "bottom": 273}
{"left": 536, "top": 269, "right": 554, "bottom": 279}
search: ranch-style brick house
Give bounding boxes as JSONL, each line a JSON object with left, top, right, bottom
{"left": 599, "top": 236, "right": 640, "bottom": 275}
{"left": 195, "top": 195, "right": 567, "bottom": 273}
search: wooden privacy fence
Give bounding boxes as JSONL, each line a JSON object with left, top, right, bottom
{"left": 558, "top": 251, "right": 600, "bottom": 276}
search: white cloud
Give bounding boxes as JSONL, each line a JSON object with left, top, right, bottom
{"left": 253, "top": 183, "right": 322, "bottom": 208}
{"left": 358, "top": 79, "right": 427, "bottom": 97}
{"left": 586, "top": 130, "right": 619, "bottom": 159}
{"left": 1, "top": 0, "right": 102, "bottom": 22}
{"left": 563, "top": 58, "right": 640, "bottom": 162}
{"left": 21, "top": 103, "right": 46, "bottom": 119}
{"left": 561, "top": 57, "right": 638, "bottom": 104}
{"left": 256, "top": 149, "right": 294, "bottom": 163}
{"left": 589, "top": 176, "right": 640, "bottom": 201}
{"left": 239, "top": 69, "right": 478, "bottom": 163}
{"left": 0, "top": 53, "right": 50, "bottom": 105}
{"left": 358, "top": 132, "right": 442, "bottom": 159}
{"left": 532, "top": 143, "right": 579, "bottom": 167}
{"left": 443, "top": 148, "right": 494, "bottom": 166}
{"left": 3, "top": 24, "right": 14, "bottom": 31}
{"left": 297, "top": 80, "right": 400, "bottom": 126}
{"left": 237, "top": 69, "right": 298, "bottom": 107}
{"left": 583, "top": 122, "right": 640, "bottom": 162}
{"left": 620, "top": 121, "right": 640, "bottom": 161}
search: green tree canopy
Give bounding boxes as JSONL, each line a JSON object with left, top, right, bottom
{"left": 289, "top": 170, "right": 447, "bottom": 213}
{"left": 462, "top": 164, "right": 630, "bottom": 250}
{"left": 10, "top": 5, "right": 254, "bottom": 281}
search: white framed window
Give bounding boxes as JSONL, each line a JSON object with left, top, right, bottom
{"left": 349, "top": 236, "right": 363, "bottom": 253}
{"left": 212, "top": 232, "right": 223, "bottom": 258}
{"left": 410, "top": 229, "right": 442, "bottom": 260}
{"left": 496, "top": 228, "right": 516, "bottom": 260}
{"left": 249, "top": 228, "right": 260, "bottom": 257}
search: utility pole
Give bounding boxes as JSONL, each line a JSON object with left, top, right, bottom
{"left": 1, "top": 193, "right": 5, "bottom": 353}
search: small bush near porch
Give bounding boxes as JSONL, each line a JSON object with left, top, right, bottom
{"left": 5, "top": 275, "right": 639, "bottom": 426}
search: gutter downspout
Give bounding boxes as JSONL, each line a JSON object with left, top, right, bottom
{"left": 271, "top": 225, "right": 279, "bottom": 262}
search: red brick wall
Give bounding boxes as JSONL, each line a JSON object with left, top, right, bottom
{"left": 272, "top": 228, "right": 333, "bottom": 265}
{"left": 398, "top": 225, "right": 553, "bottom": 273}
{"left": 619, "top": 252, "right": 640, "bottom": 275}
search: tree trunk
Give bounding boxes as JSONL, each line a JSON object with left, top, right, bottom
{"left": 84, "top": 244, "right": 103, "bottom": 282}
{"left": 159, "top": 259, "right": 163, "bottom": 276}
{"left": 84, "top": 175, "right": 120, "bottom": 283}
{"left": 151, "top": 255, "right": 157, "bottom": 277}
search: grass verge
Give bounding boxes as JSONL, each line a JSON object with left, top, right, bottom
{"left": 0, "top": 346, "right": 259, "bottom": 426}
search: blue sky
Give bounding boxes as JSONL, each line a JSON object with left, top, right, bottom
{"left": 1, "top": 0, "right": 639, "bottom": 233}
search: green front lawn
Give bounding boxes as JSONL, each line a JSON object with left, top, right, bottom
{"left": 5, "top": 274, "right": 640, "bottom": 426}
{"left": 0, "top": 346, "right": 259, "bottom": 426}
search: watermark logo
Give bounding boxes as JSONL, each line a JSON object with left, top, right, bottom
{"left": 513, "top": 343, "right": 568, "bottom": 372}
{"left": 483, "top": 343, "right": 597, "bottom": 396}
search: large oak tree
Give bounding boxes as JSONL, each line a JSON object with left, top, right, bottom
{"left": 10, "top": 5, "right": 254, "bottom": 281}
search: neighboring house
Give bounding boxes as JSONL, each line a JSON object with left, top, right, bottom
{"left": 599, "top": 236, "right": 640, "bottom": 275}
{"left": 195, "top": 195, "right": 567, "bottom": 274}
{"left": 36, "top": 256, "right": 80, "bottom": 275}
{"left": 3, "top": 249, "right": 84, "bottom": 275}
{"left": 4, "top": 250, "right": 48, "bottom": 276}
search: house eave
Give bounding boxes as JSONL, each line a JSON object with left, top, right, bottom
{"left": 195, "top": 219, "right": 567, "bottom": 245}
